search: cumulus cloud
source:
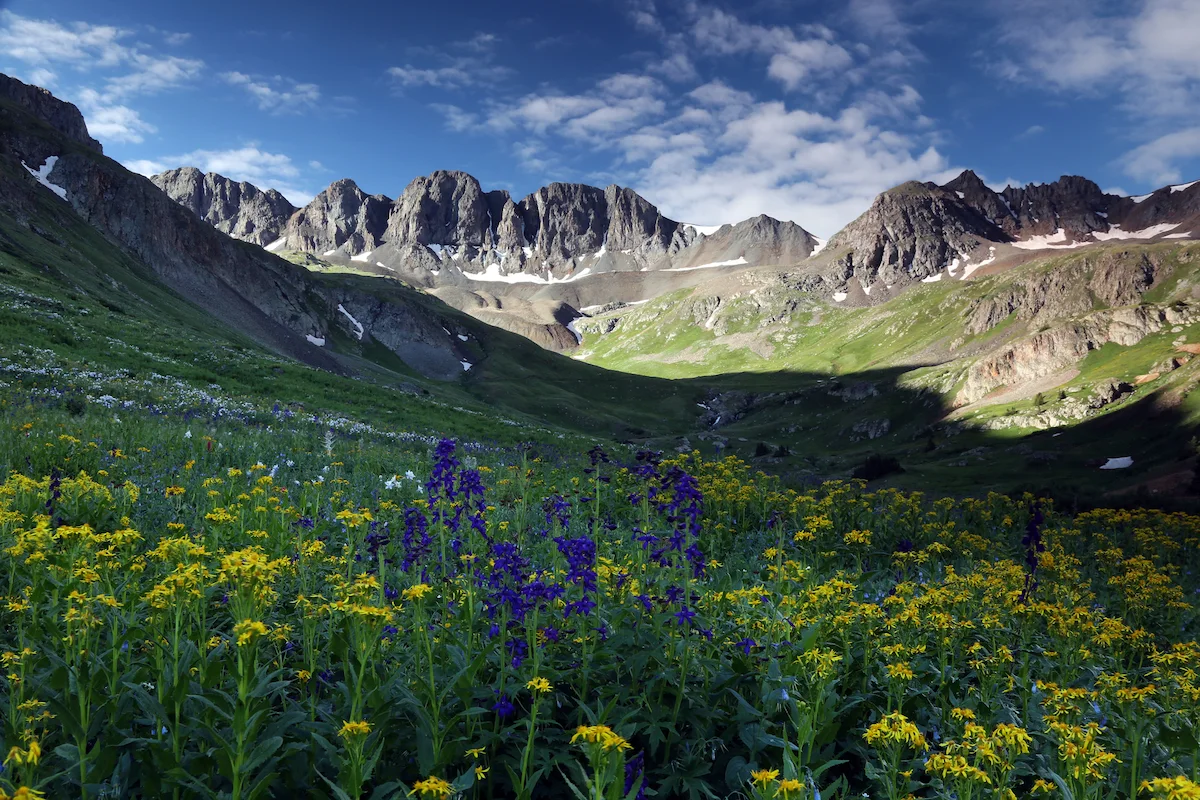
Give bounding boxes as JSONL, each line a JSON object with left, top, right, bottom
{"left": 221, "top": 71, "right": 321, "bottom": 113}
{"left": 689, "top": 7, "right": 853, "bottom": 91}
{"left": 78, "top": 89, "right": 157, "bottom": 143}
{"left": 1121, "top": 128, "right": 1200, "bottom": 186}
{"left": 991, "top": 0, "right": 1200, "bottom": 184}
{"left": 453, "top": 4, "right": 950, "bottom": 236}
{"left": 0, "top": 11, "right": 204, "bottom": 146}
{"left": 124, "top": 145, "right": 316, "bottom": 205}
{"left": 431, "top": 103, "right": 479, "bottom": 132}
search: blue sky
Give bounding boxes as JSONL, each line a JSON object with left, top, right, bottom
{"left": 2, "top": 0, "right": 1199, "bottom": 238}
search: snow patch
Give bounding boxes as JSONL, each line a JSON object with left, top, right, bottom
{"left": 322, "top": 249, "right": 338, "bottom": 257}
{"left": 21, "top": 156, "right": 68, "bottom": 200}
{"left": 305, "top": 335, "right": 325, "bottom": 347}
{"left": 1130, "top": 192, "right": 1154, "bottom": 204}
{"left": 661, "top": 257, "right": 749, "bottom": 272}
{"left": 960, "top": 247, "right": 996, "bottom": 279}
{"left": 377, "top": 261, "right": 394, "bottom": 271}
{"left": 1164, "top": 232, "right": 1194, "bottom": 239}
{"left": 1100, "top": 456, "right": 1133, "bottom": 470}
{"left": 1012, "top": 229, "right": 1090, "bottom": 250}
{"left": 591, "top": 244, "right": 608, "bottom": 259}
{"left": 264, "top": 237, "right": 287, "bottom": 252}
{"left": 1170, "top": 180, "right": 1199, "bottom": 193}
{"left": 461, "top": 263, "right": 593, "bottom": 285}
{"left": 350, "top": 250, "right": 373, "bottom": 262}
{"left": 457, "top": 334, "right": 468, "bottom": 341}
{"left": 832, "top": 292, "right": 848, "bottom": 302}
{"left": 955, "top": 191, "right": 965, "bottom": 199}
{"left": 460, "top": 360, "right": 473, "bottom": 372}
{"left": 336, "top": 304, "right": 364, "bottom": 340}
{"left": 428, "top": 243, "right": 444, "bottom": 259}
{"left": 565, "top": 319, "right": 583, "bottom": 344}
{"left": 521, "top": 246, "right": 533, "bottom": 259}
{"left": 810, "top": 237, "right": 827, "bottom": 256}
{"left": 1093, "top": 222, "right": 1180, "bottom": 241}
{"left": 921, "top": 273, "right": 943, "bottom": 283}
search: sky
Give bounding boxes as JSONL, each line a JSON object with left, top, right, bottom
{"left": 2, "top": 0, "right": 1200, "bottom": 238}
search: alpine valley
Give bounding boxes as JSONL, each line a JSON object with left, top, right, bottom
{"left": 6, "top": 71, "right": 1200, "bottom": 499}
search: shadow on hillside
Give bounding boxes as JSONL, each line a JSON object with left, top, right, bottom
{"left": 457, "top": 325, "right": 1199, "bottom": 508}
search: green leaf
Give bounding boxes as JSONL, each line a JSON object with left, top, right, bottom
{"left": 242, "top": 734, "right": 282, "bottom": 776}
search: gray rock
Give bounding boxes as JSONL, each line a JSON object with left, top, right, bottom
{"left": 823, "top": 181, "right": 1005, "bottom": 287}
{"left": 151, "top": 167, "right": 296, "bottom": 246}
{"left": 286, "top": 178, "right": 393, "bottom": 254}
{"left": 0, "top": 73, "right": 102, "bottom": 153}
{"left": 387, "top": 170, "right": 489, "bottom": 250}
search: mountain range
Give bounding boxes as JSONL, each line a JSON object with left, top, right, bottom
{"left": 148, "top": 140, "right": 1200, "bottom": 350}
{"left": 7, "top": 70, "right": 1200, "bottom": 496}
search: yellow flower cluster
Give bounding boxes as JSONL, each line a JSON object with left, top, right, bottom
{"left": 864, "top": 712, "right": 927, "bottom": 750}
{"left": 1141, "top": 776, "right": 1200, "bottom": 800}
{"left": 570, "top": 724, "right": 631, "bottom": 751}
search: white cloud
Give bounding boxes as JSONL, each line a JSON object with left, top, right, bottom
{"left": 1121, "top": 128, "right": 1200, "bottom": 185}
{"left": 387, "top": 32, "right": 510, "bottom": 90}
{"left": 104, "top": 53, "right": 203, "bottom": 99}
{"left": 387, "top": 65, "right": 476, "bottom": 89}
{"left": 0, "top": 11, "right": 204, "bottom": 147}
{"left": 689, "top": 7, "right": 853, "bottom": 91}
{"left": 688, "top": 80, "right": 754, "bottom": 109}
{"left": 0, "top": 11, "right": 128, "bottom": 66}
{"left": 992, "top": 0, "right": 1200, "bottom": 185}
{"left": 431, "top": 103, "right": 478, "bottom": 132}
{"left": 124, "top": 145, "right": 316, "bottom": 205}
{"left": 78, "top": 92, "right": 157, "bottom": 143}
{"left": 27, "top": 68, "right": 57, "bottom": 88}
{"left": 221, "top": 71, "right": 320, "bottom": 113}
{"left": 443, "top": 5, "right": 950, "bottom": 236}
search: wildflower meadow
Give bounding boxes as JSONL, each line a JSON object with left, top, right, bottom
{"left": 2, "top": 394, "right": 1200, "bottom": 800}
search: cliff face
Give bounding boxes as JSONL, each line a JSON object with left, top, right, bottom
{"left": 0, "top": 74, "right": 102, "bottom": 153}
{"left": 151, "top": 167, "right": 296, "bottom": 246}
{"left": 285, "top": 178, "right": 393, "bottom": 255}
{"left": 823, "top": 181, "right": 1006, "bottom": 286}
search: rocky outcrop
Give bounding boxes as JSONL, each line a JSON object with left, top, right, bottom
{"left": 386, "top": 170, "right": 489, "bottom": 249}
{"left": 0, "top": 74, "right": 102, "bottom": 153}
{"left": 957, "top": 303, "right": 1197, "bottom": 404}
{"left": 285, "top": 179, "right": 393, "bottom": 254}
{"left": 823, "top": 181, "right": 1006, "bottom": 286}
{"left": 514, "top": 182, "right": 694, "bottom": 264}
{"left": 677, "top": 215, "right": 817, "bottom": 269}
{"left": 151, "top": 167, "right": 296, "bottom": 246}
{"left": 962, "top": 249, "right": 1164, "bottom": 337}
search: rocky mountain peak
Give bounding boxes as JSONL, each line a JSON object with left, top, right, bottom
{"left": 151, "top": 168, "right": 296, "bottom": 246}
{"left": 387, "top": 170, "right": 488, "bottom": 249}
{"left": 0, "top": 74, "right": 102, "bottom": 153}
{"left": 825, "top": 179, "right": 1005, "bottom": 286}
{"left": 286, "top": 178, "right": 393, "bottom": 254}
{"left": 997, "top": 175, "right": 1111, "bottom": 237}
